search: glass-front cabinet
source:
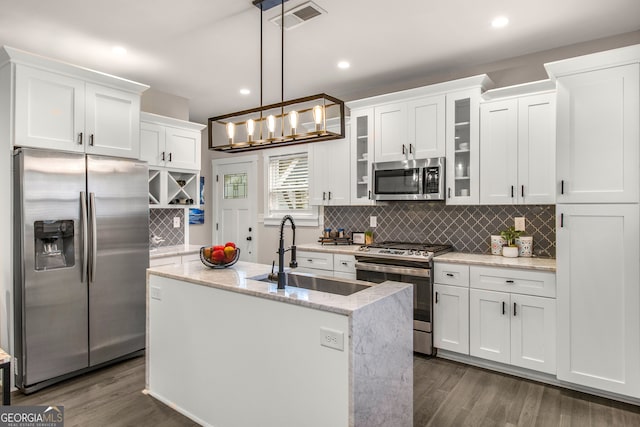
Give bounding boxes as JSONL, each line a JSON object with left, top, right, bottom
{"left": 446, "top": 88, "right": 482, "bottom": 205}
{"left": 350, "top": 108, "right": 375, "bottom": 205}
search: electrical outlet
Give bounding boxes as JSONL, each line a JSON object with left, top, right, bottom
{"left": 173, "top": 217, "right": 181, "bottom": 228}
{"left": 515, "top": 217, "right": 526, "bottom": 231}
{"left": 320, "top": 327, "right": 344, "bottom": 351}
{"left": 370, "top": 216, "right": 377, "bottom": 227}
{"left": 150, "top": 286, "right": 162, "bottom": 301}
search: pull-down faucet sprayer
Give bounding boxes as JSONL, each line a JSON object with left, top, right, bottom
{"left": 276, "top": 215, "right": 297, "bottom": 289}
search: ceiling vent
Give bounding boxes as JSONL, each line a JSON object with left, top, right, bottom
{"left": 269, "top": 1, "right": 326, "bottom": 30}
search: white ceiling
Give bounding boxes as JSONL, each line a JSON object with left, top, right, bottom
{"left": 0, "top": 0, "right": 639, "bottom": 123}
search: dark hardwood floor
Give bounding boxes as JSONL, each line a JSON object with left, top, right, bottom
{"left": 10, "top": 355, "right": 640, "bottom": 426}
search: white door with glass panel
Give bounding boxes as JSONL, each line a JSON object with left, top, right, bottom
{"left": 213, "top": 158, "right": 257, "bottom": 262}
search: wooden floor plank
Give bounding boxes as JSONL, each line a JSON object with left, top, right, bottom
{"left": 10, "top": 354, "right": 640, "bottom": 427}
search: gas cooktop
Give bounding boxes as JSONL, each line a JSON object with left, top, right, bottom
{"left": 356, "top": 241, "right": 452, "bottom": 262}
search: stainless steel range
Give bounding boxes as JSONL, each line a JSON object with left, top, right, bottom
{"left": 354, "top": 241, "right": 452, "bottom": 355}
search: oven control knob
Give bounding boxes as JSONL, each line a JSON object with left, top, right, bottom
{"left": 407, "top": 250, "right": 414, "bottom": 255}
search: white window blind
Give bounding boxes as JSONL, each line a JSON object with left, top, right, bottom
{"left": 268, "top": 153, "right": 310, "bottom": 212}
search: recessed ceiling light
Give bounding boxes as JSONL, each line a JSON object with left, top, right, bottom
{"left": 491, "top": 16, "right": 509, "bottom": 28}
{"left": 112, "top": 46, "right": 127, "bottom": 55}
{"left": 239, "top": 88, "right": 251, "bottom": 95}
{"left": 337, "top": 61, "right": 350, "bottom": 69}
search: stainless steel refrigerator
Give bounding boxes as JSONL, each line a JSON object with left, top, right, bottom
{"left": 13, "top": 147, "right": 149, "bottom": 392}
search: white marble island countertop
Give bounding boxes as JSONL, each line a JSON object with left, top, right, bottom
{"left": 147, "top": 260, "right": 411, "bottom": 316}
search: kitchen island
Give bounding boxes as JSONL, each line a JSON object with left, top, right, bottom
{"left": 145, "top": 261, "right": 413, "bottom": 427}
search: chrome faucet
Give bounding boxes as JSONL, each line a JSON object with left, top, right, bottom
{"left": 276, "top": 215, "right": 297, "bottom": 289}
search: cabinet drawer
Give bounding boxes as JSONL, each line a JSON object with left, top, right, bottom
{"left": 434, "top": 263, "right": 469, "bottom": 287}
{"left": 297, "top": 251, "right": 334, "bottom": 271}
{"left": 333, "top": 254, "right": 356, "bottom": 274}
{"left": 470, "top": 266, "right": 556, "bottom": 298}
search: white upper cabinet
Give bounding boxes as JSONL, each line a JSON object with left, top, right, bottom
{"left": 556, "top": 204, "right": 640, "bottom": 396}
{"left": 85, "top": 83, "right": 141, "bottom": 158}
{"left": 13, "top": 61, "right": 146, "bottom": 159}
{"left": 550, "top": 60, "right": 639, "bottom": 203}
{"left": 374, "top": 102, "right": 407, "bottom": 162}
{"left": 349, "top": 108, "right": 375, "bottom": 205}
{"left": 407, "top": 95, "right": 446, "bottom": 159}
{"left": 310, "top": 134, "right": 350, "bottom": 205}
{"left": 445, "top": 89, "right": 482, "bottom": 205}
{"left": 517, "top": 93, "right": 556, "bottom": 204}
{"left": 374, "top": 94, "right": 445, "bottom": 162}
{"left": 480, "top": 90, "right": 556, "bottom": 205}
{"left": 14, "top": 65, "right": 85, "bottom": 152}
{"left": 140, "top": 112, "right": 204, "bottom": 171}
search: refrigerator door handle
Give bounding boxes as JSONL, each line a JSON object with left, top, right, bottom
{"left": 81, "top": 191, "right": 88, "bottom": 283}
{"left": 89, "top": 192, "right": 97, "bottom": 283}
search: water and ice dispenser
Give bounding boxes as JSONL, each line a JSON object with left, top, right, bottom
{"left": 34, "top": 220, "right": 75, "bottom": 270}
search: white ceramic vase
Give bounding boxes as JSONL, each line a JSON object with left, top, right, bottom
{"left": 502, "top": 246, "right": 519, "bottom": 258}
{"left": 490, "top": 235, "right": 506, "bottom": 255}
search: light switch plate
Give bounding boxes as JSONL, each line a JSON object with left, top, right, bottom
{"left": 150, "top": 286, "right": 162, "bottom": 300}
{"left": 370, "top": 216, "right": 377, "bottom": 227}
{"left": 320, "top": 327, "right": 344, "bottom": 351}
{"left": 515, "top": 217, "right": 526, "bottom": 231}
{"left": 173, "top": 217, "right": 181, "bottom": 228}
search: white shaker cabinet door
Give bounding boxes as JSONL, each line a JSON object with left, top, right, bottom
{"left": 556, "top": 204, "right": 640, "bottom": 397}
{"left": 407, "top": 94, "right": 446, "bottom": 159}
{"left": 469, "top": 288, "right": 510, "bottom": 364}
{"left": 556, "top": 64, "right": 639, "bottom": 203}
{"left": 517, "top": 93, "right": 556, "bottom": 204}
{"left": 374, "top": 102, "right": 407, "bottom": 162}
{"left": 510, "top": 294, "right": 556, "bottom": 375}
{"left": 14, "top": 64, "right": 85, "bottom": 152}
{"left": 85, "top": 83, "right": 141, "bottom": 159}
{"left": 479, "top": 99, "right": 518, "bottom": 205}
{"left": 433, "top": 283, "right": 469, "bottom": 354}
{"left": 140, "top": 121, "right": 166, "bottom": 167}
{"left": 164, "top": 126, "right": 201, "bottom": 171}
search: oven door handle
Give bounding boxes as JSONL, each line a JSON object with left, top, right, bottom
{"left": 355, "top": 262, "right": 431, "bottom": 278}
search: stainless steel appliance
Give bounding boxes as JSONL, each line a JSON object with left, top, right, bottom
{"left": 14, "top": 148, "right": 149, "bottom": 393}
{"left": 372, "top": 157, "right": 445, "bottom": 201}
{"left": 355, "top": 241, "right": 452, "bottom": 355}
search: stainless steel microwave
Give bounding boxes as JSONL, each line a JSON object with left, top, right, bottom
{"left": 372, "top": 157, "right": 445, "bottom": 201}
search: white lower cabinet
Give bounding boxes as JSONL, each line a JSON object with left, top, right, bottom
{"left": 434, "top": 283, "right": 469, "bottom": 354}
{"left": 295, "top": 250, "right": 356, "bottom": 279}
{"left": 468, "top": 265, "right": 557, "bottom": 375}
{"left": 469, "top": 288, "right": 556, "bottom": 374}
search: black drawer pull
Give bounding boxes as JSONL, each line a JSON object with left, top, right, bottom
{"left": 561, "top": 180, "right": 564, "bottom": 194}
{"left": 446, "top": 273, "right": 454, "bottom": 277}
{"left": 505, "top": 280, "right": 514, "bottom": 284}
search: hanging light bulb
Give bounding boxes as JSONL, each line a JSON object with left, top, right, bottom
{"left": 267, "top": 115, "right": 276, "bottom": 139}
{"left": 246, "top": 119, "right": 255, "bottom": 142}
{"left": 226, "top": 122, "right": 235, "bottom": 144}
{"left": 289, "top": 110, "right": 299, "bottom": 136}
{"left": 312, "top": 105, "right": 324, "bottom": 132}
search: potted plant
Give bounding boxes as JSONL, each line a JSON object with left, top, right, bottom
{"left": 500, "top": 226, "right": 522, "bottom": 258}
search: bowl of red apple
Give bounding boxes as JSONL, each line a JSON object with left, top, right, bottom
{"left": 200, "top": 242, "right": 240, "bottom": 268}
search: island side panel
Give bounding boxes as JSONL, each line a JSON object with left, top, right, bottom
{"left": 351, "top": 284, "right": 413, "bottom": 427}
{"left": 147, "top": 274, "right": 350, "bottom": 427}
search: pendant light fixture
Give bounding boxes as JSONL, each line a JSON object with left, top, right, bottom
{"left": 208, "top": 0, "right": 345, "bottom": 153}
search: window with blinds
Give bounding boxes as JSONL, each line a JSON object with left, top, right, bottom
{"left": 268, "top": 152, "right": 311, "bottom": 213}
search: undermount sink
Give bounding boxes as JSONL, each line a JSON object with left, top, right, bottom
{"left": 253, "top": 272, "right": 371, "bottom": 296}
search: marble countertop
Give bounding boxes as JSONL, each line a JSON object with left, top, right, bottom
{"left": 150, "top": 244, "right": 202, "bottom": 260}
{"left": 295, "top": 242, "right": 555, "bottom": 271}
{"left": 147, "top": 261, "right": 411, "bottom": 316}
{"left": 296, "top": 243, "right": 364, "bottom": 255}
{"left": 434, "top": 252, "right": 556, "bottom": 272}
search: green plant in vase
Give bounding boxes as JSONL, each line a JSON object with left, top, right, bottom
{"left": 500, "top": 226, "right": 522, "bottom": 258}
